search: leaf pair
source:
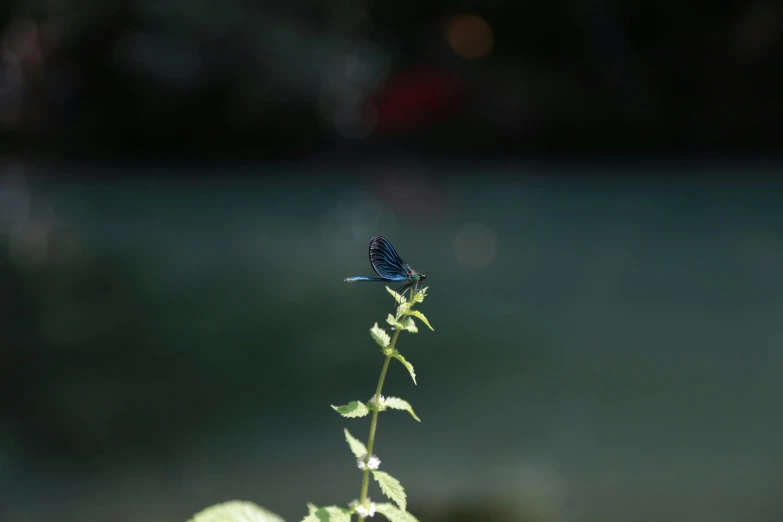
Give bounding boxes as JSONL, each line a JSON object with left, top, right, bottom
{"left": 386, "top": 315, "right": 418, "bottom": 333}
{"left": 331, "top": 398, "right": 420, "bottom": 422}
{"left": 342, "top": 429, "right": 408, "bottom": 511}
{"left": 369, "top": 323, "right": 418, "bottom": 385}
{"left": 385, "top": 287, "right": 434, "bottom": 331}
{"left": 303, "top": 502, "right": 418, "bottom": 522}
{"left": 189, "top": 501, "right": 419, "bottom": 522}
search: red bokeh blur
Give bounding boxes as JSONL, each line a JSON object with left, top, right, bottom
{"left": 369, "top": 66, "right": 464, "bottom": 134}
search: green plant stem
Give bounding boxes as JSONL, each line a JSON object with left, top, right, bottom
{"left": 357, "top": 327, "right": 402, "bottom": 521}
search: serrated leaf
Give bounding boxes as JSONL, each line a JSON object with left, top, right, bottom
{"left": 386, "top": 314, "right": 405, "bottom": 329}
{"left": 372, "top": 471, "right": 407, "bottom": 511}
{"left": 402, "top": 317, "right": 418, "bottom": 333}
{"left": 385, "top": 286, "right": 406, "bottom": 304}
{"left": 323, "top": 507, "right": 351, "bottom": 522}
{"left": 331, "top": 401, "right": 370, "bottom": 418}
{"left": 407, "top": 310, "right": 434, "bottom": 331}
{"left": 384, "top": 397, "right": 420, "bottom": 422}
{"left": 411, "top": 288, "right": 427, "bottom": 303}
{"left": 306, "top": 506, "right": 351, "bottom": 522}
{"left": 344, "top": 428, "right": 367, "bottom": 458}
{"left": 392, "top": 353, "right": 417, "bottom": 385}
{"left": 375, "top": 503, "right": 419, "bottom": 522}
{"left": 370, "top": 323, "right": 390, "bottom": 348}
{"left": 189, "top": 501, "right": 285, "bottom": 522}
{"left": 299, "top": 505, "right": 320, "bottom": 522}
{"left": 395, "top": 301, "right": 411, "bottom": 320}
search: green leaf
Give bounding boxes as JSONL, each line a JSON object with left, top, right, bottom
{"left": 411, "top": 287, "right": 427, "bottom": 303}
{"left": 323, "top": 507, "right": 351, "bottom": 522}
{"left": 407, "top": 310, "right": 434, "bottom": 331}
{"left": 392, "top": 352, "right": 417, "bottom": 385}
{"left": 385, "top": 286, "right": 406, "bottom": 304}
{"left": 189, "top": 501, "right": 285, "bottom": 522}
{"left": 372, "top": 471, "right": 407, "bottom": 511}
{"left": 375, "top": 503, "right": 419, "bottom": 522}
{"left": 301, "top": 506, "right": 351, "bottom": 522}
{"left": 395, "top": 301, "right": 411, "bottom": 320}
{"left": 331, "top": 401, "right": 369, "bottom": 418}
{"left": 384, "top": 397, "right": 420, "bottom": 422}
{"left": 388, "top": 315, "right": 417, "bottom": 333}
{"left": 402, "top": 317, "right": 418, "bottom": 333}
{"left": 370, "top": 323, "right": 390, "bottom": 348}
{"left": 344, "top": 428, "right": 367, "bottom": 458}
{"left": 386, "top": 314, "right": 405, "bottom": 330}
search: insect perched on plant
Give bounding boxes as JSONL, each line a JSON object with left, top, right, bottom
{"left": 344, "top": 236, "right": 427, "bottom": 302}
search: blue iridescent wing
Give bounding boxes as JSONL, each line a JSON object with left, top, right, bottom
{"left": 369, "top": 236, "right": 409, "bottom": 281}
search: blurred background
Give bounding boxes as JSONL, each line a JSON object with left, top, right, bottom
{"left": 1, "top": 1, "right": 783, "bottom": 522}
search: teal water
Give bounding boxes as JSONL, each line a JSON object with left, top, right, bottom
{"left": 1, "top": 165, "right": 782, "bottom": 522}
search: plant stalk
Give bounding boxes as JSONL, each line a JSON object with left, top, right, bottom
{"left": 357, "top": 326, "right": 402, "bottom": 521}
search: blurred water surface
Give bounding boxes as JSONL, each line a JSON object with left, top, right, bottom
{"left": 1, "top": 163, "right": 782, "bottom": 522}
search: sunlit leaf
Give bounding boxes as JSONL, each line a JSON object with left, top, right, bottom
{"left": 411, "top": 288, "right": 427, "bottom": 303}
{"left": 370, "top": 323, "right": 390, "bottom": 348}
{"left": 402, "top": 317, "right": 418, "bottom": 333}
{"left": 375, "top": 503, "right": 419, "bottom": 522}
{"left": 395, "top": 301, "right": 411, "bottom": 320}
{"left": 407, "top": 310, "right": 433, "bottom": 331}
{"left": 392, "top": 352, "right": 416, "bottom": 385}
{"left": 384, "top": 397, "right": 420, "bottom": 422}
{"left": 189, "top": 501, "right": 285, "bottom": 522}
{"left": 302, "top": 506, "right": 351, "bottom": 522}
{"left": 344, "top": 428, "right": 367, "bottom": 458}
{"left": 386, "top": 314, "right": 405, "bottom": 330}
{"left": 331, "top": 401, "right": 369, "bottom": 418}
{"left": 372, "top": 471, "right": 407, "bottom": 511}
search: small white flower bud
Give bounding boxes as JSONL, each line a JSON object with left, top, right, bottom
{"left": 354, "top": 498, "right": 376, "bottom": 518}
{"left": 367, "top": 455, "right": 381, "bottom": 470}
{"left": 357, "top": 453, "right": 381, "bottom": 470}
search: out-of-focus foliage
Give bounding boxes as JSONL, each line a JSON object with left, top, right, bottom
{"left": 0, "top": 0, "right": 781, "bottom": 159}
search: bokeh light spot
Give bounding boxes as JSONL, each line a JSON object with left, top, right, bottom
{"left": 453, "top": 222, "right": 498, "bottom": 270}
{"left": 444, "top": 13, "right": 494, "bottom": 60}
